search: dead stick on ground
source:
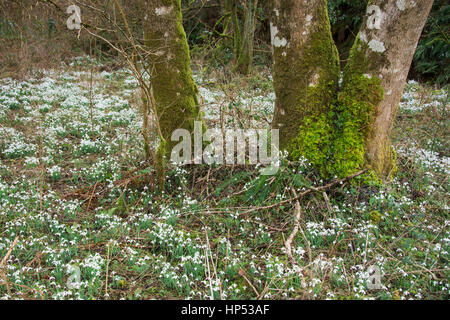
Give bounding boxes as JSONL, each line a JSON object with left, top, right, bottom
{"left": 86, "top": 182, "right": 99, "bottom": 212}
{"left": 238, "top": 269, "right": 260, "bottom": 298}
{"left": 283, "top": 189, "right": 310, "bottom": 291}
{"left": 0, "top": 236, "right": 19, "bottom": 296}
{"left": 322, "top": 191, "right": 334, "bottom": 215}
{"left": 105, "top": 242, "right": 110, "bottom": 298}
{"left": 39, "top": 115, "right": 44, "bottom": 213}
{"left": 205, "top": 230, "right": 221, "bottom": 299}
{"left": 1, "top": 237, "right": 19, "bottom": 268}
{"left": 289, "top": 188, "right": 312, "bottom": 264}
{"left": 204, "top": 231, "right": 214, "bottom": 300}
{"left": 285, "top": 190, "right": 301, "bottom": 267}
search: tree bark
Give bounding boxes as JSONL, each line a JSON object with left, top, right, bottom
{"left": 271, "top": 0, "right": 340, "bottom": 151}
{"left": 271, "top": 0, "right": 433, "bottom": 180}
{"left": 346, "top": 0, "right": 434, "bottom": 177}
{"left": 144, "top": 0, "right": 202, "bottom": 154}
{"left": 226, "top": 0, "right": 242, "bottom": 65}
{"left": 236, "top": 0, "right": 258, "bottom": 74}
{"left": 226, "top": 0, "right": 259, "bottom": 74}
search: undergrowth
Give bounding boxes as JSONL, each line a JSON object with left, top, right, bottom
{"left": 0, "top": 57, "right": 448, "bottom": 300}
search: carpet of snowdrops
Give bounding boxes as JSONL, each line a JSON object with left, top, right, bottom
{"left": 0, "top": 56, "right": 448, "bottom": 300}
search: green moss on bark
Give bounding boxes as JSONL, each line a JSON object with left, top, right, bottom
{"left": 289, "top": 34, "right": 385, "bottom": 181}
{"left": 145, "top": 0, "right": 206, "bottom": 189}
{"left": 146, "top": 0, "right": 202, "bottom": 155}
{"left": 228, "top": 0, "right": 257, "bottom": 75}
{"left": 273, "top": 1, "right": 340, "bottom": 150}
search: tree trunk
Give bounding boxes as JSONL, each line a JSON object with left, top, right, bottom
{"left": 345, "top": 0, "right": 434, "bottom": 177}
{"left": 227, "top": 0, "right": 259, "bottom": 74}
{"left": 226, "top": 0, "right": 242, "bottom": 66}
{"left": 144, "top": 0, "right": 202, "bottom": 155}
{"left": 235, "top": 0, "right": 258, "bottom": 74}
{"left": 271, "top": 0, "right": 340, "bottom": 151}
{"left": 272, "top": 0, "right": 433, "bottom": 180}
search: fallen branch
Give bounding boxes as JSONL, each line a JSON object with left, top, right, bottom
{"left": 283, "top": 189, "right": 309, "bottom": 290}
{"left": 238, "top": 269, "right": 260, "bottom": 298}
{"left": 0, "top": 236, "right": 19, "bottom": 268}
{"left": 285, "top": 191, "right": 302, "bottom": 266}
{"left": 0, "top": 236, "right": 19, "bottom": 296}
{"left": 322, "top": 191, "right": 334, "bottom": 215}
{"left": 105, "top": 242, "right": 111, "bottom": 298}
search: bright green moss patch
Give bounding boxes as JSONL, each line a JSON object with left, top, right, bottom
{"left": 289, "top": 74, "right": 384, "bottom": 181}
{"left": 273, "top": 1, "right": 340, "bottom": 150}
{"left": 288, "top": 32, "right": 385, "bottom": 182}
{"left": 289, "top": 113, "right": 332, "bottom": 177}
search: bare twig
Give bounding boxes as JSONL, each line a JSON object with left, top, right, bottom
{"left": 105, "top": 242, "right": 111, "bottom": 298}
{"left": 0, "top": 236, "right": 19, "bottom": 296}
{"left": 322, "top": 191, "right": 334, "bottom": 215}
{"left": 204, "top": 231, "right": 214, "bottom": 300}
{"left": 285, "top": 190, "right": 302, "bottom": 267}
{"left": 238, "top": 269, "right": 260, "bottom": 298}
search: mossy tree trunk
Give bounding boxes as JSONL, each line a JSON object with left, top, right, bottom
{"left": 272, "top": 0, "right": 433, "bottom": 180}
{"left": 226, "top": 0, "right": 259, "bottom": 74}
{"left": 345, "top": 0, "right": 434, "bottom": 177}
{"left": 226, "top": 0, "right": 242, "bottom": 65}
{"left": 144, "top": 0, "right": 202, "bottom": 155}
{"left": 271, "top": 0, "right": 340, "bottom": 151}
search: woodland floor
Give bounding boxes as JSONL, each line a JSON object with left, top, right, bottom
{"left": 0, "top": 56, "right": 448, "bottom": 300}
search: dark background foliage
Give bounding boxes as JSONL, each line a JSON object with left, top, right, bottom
{"left": 410, "top": 0, "right": 449, "bottom": 85}
{"left": 0, "top": 0, "right": 448, "bottom": 85}
{"left": 181, "top": 0, "right": 449, "bottom": 86}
